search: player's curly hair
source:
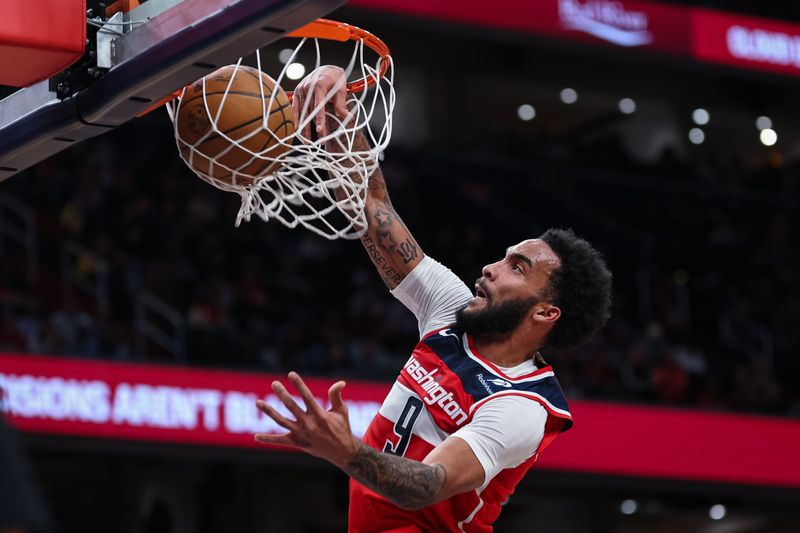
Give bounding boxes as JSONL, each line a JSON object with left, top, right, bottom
{"left": 539, "top": 228, "right": 613, "bottom": 350}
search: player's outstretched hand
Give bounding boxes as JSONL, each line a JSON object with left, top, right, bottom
{"left": 254, "top": 371, "right": 360, "bottom": 468}
{"left": 291, "top": 65, "right": 348, "bottom": 139}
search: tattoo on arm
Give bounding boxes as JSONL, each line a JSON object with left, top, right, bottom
{"left": 359, "top": 161, "right": 422, "bottom": 287}
{"left": 377, "top": 230, "right": 397, "bottom": 252}
{"left": 362, "top": 234, "right": 403, "bottom": 286}
{"left": 373, "top": 207, "right": 394, "bottom": 227}
{"left": 397, "top": 239, "right": 419, "bottom": 265}
{"left": 344, "top": 444, "right": 447, "bottom": 511}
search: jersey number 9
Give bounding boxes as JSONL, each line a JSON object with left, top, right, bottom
{"left": 383, "top": 397, "right": 424, "bottom": 457}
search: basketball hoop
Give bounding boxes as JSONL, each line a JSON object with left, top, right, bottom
{"left": 165, "top": 18, "right": 395, "bottom": 240}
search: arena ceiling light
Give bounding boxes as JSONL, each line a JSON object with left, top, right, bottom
{"left": 285, "top": 62, "right": 306, "bottom": 80}
{"left": 692, "top": 108, "right": 710, "bottom": 125}
{"left": 756, "top": 116, "right": 773, "bottom": 130}
{"left": 516, "top": 104, "right": 536, "bottom": 121}
{"left": 278, "top": 48, "right": 295, "bottom": 64}
{"left": 688, "top": 128, "right": 705, "bottom": 144}
{"left": 560, "top": 88, "right": 578, "bottom": 104}
{"left": 709, "top": 504, "right": 726, "bottom": 520}
{"left": 619, "top": 499, "right": 638, "bottom": 515}
{"left": 760, "top": 128, "right": 778, "bottom": 146}
{"left": 618, "top": 98, "right": 636, "bottom": 114}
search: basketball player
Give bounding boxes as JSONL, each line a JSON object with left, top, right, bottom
{"left": 254, "top": 66, "right": 613, "bottom": 532}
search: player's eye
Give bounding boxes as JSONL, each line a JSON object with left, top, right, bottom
{"left": 512, "top": 263, "right": 522, "bottom": 273}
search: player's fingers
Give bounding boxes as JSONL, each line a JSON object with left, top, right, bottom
{"left": 295, "top": 83, "right": 314, "bottom": 140}
{"left": 288, "top": 372, "right": 327, "bottom": 418}
{"left": 328, "top": 381, "right": 348, "bottom": 415}
{"left": 333, "top": 83, "right": 348, "bottom": 119}
{"left": 254, "top": 433, "right": 296, "bottom": 447}
{"left": 291, "top": 80, "right": 308, "bottom": 136}
{"left": 313, "top": 84, "right": 329, "bottom": 137}
{"left": 291, "top": 91, "right": 302, "bottom": 133}
{"left": 256, "top": 399, "right": 296, "bottom": 431}
{"left": 271, "top": 380, "right": 306, "bottom": 420}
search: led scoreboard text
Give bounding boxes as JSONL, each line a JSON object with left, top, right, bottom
{"left": 0, "top": 354, "right": 385, "bottom": 448}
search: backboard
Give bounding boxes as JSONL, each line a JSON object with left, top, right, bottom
{"left": 0, "top": 0, "right": 344, "bottom": 181}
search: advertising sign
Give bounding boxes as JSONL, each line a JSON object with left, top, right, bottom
{"left": 350, "top": 0, "right": 800, "bottom": 77}
{"left": 556, "top": 0, "right": 690, "bottom": 53}
{"left": 0, "top": 353, "right": 387, "bottom": 449}
{"left": 3, "top": 353, "right": 800, "bottom": 487}
{"left": 348, "top": 0, "right": 691, "bottom": 53}
{"left": 692, "top": 9, "right": 800, "bottom": 76}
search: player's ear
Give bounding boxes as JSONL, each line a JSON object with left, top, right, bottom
{"left": 532, "top": 303, "right": 560, "bottom": 325}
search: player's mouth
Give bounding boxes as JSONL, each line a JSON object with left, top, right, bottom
{"left": 474, "top": 281, "right": 490, "bottom": 302}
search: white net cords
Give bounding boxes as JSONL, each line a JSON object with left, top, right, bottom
{"left": 167, "top": 35, "right": 396, "bottom": 240}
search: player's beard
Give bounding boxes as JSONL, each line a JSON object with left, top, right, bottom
{"left": 455, "top": 294, "right": 539, "bottom": 337}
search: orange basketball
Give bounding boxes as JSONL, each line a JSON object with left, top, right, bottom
{"left": 176, "top": 65, "right": 295, "bottom": 186}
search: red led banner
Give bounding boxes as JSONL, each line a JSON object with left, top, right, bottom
{"left": 348, "top": 0, "right": 800, "bottom": 77}
{"left": 2, "top": 353, "right": 800, "bottom": 487}
{"left": 0, "top": 353, "right": 389, "bottom": 449}
{"left": 692, "top": 9, "right": 800, "bottom": 77}
{"left": 348, "top": 0, "right": 559, "bottom": 35}
{"left": 543, "top": 400, "right": 800, "bottom": 488}
{"left": 348, "top": 0, "right": 691, "bottom": 54}
{"left": 556, "top": 0, "right": 691, "bottom": 54}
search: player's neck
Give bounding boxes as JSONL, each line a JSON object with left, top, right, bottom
{"left": 472, "top": 330, "right": 541, "bottom": 368}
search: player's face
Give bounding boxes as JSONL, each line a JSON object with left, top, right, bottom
{"left": 456, "top": 239, "right": 560, "bottom": 335}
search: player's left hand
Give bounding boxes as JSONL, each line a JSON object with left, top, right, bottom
{"left": 254, "top": 371, "right": 360, "bottom": 468}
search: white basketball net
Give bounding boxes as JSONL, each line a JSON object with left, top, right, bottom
{"left": 166, "top": 34, "right": 395, "bottom": 239}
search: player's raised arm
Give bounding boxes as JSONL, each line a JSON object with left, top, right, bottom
{"left": 292, "top": 66, "right": 424, "bottom": 289}
{"left": 356, "top": 158, "right": 424, "bottom": 288}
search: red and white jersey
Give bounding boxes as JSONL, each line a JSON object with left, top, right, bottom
{"left": 348, "top": 258, "right": 573, "bottom": 533}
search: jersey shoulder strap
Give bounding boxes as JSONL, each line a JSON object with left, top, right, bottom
{"left": 421, "top": 327, "right": 573, "bottom": 431}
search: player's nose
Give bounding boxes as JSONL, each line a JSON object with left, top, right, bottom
{"left": 482, "top": 262, "right": 497, "bottom": 280}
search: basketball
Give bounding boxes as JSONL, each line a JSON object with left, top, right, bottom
{"left": 176, "top": 65, "right": 295, "bottom": 186}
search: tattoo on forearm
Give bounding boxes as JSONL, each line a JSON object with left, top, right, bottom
{"left": 397, "top": 239, "right": 419, "bottom": 264}
{"left": 362, "top": 234, "right": 403, "bottom": 286}
{"left": 373, "top": 207, "right": 394, "bottom": 227}
{"left": 373, "top": 206, "right": 419, "bottom": 266}
{"left": 377, "top": 230, "right": 397, "bottom": 252}
{"left": 345, "top": 444, "right": 446, "bottom": 511}
{"left": 361, "top": 169, "right": 421, "bottom": 286}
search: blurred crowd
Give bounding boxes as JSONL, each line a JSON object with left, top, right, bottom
{"left": 1, "top": 118, "right": 798, "bottom": 417}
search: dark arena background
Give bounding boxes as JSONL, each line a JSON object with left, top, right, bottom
{"left": 1, "top": 0, "right": 800, "bottom": 532}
